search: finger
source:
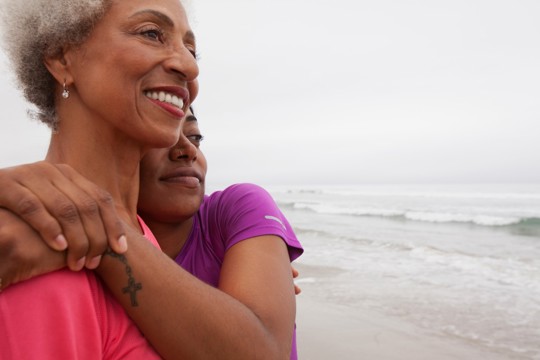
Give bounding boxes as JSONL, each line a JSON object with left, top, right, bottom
{"left": 15, "top": 163, "right": 92, "bottom": 270}
{"left": 44, "top": 165, "right": 111, "bottom": 269}
{"left": 56, "top": 164, "right": 126, "bottom": 255}
{"left": 0, "top": 185, "right": 67, "bottom": 251}
{"left": 46, "top": 192, "right": 89, "bottom": 271}
{"left": 0, "top": 164, "right": 67, "bottom": 251}
{"left": 50, "top": 180, "right": 112, "bottom": 269}
{"left": 291, "top": 266, "right": 299, "bottom": 279}
{"left": 27, "top": 163, "right": 121, "bottom": 268}
{"left": 291, "top": 266, "right": 301, "bottom": 294}
{"left": 52, "top": 181, "right": 108, "bottom": 269}
{"left": 0, "top": 162, "right": 124, "bottom": 270}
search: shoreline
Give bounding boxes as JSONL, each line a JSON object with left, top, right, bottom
{"left": 294, "top": 262, "right": 525, "bottom": 360}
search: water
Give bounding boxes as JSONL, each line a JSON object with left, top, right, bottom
{"left": 266, "top": 183, "right": 540, "bottom": 359}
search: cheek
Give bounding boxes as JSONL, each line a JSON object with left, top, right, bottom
{"left": 84, "top": 46, "right": 155, "bottom": 88}
{"left": 199, "top": 155, "right": 208, "bottom": 176}
{"left": 139, "top": 159, "right": 163, "bottom": 191}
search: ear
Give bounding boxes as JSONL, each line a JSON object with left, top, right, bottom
{"left": 44, "top": 47, "right": 74, "bottom": 87}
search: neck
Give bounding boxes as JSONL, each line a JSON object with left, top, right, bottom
{"left": 46, "top": 111, "right": 145, "bottom": 228}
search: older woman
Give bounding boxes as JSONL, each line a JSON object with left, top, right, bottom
{"left": 0, "top": 0, "right": 197, "bottom": 358}
{"left": 0, "top": 1, "right": 299, "bottom": 359}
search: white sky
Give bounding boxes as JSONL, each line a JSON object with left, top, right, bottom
{"left": 1, "top": 0, "right": 539, "bottom": 186}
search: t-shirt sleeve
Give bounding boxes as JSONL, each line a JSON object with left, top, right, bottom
{"left": 214, "top": 183, "right": 303, "bottom": 261}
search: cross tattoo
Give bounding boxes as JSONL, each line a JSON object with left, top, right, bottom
{"left": 105, "top": 249, "right": 143, "bottom": 307}
{"left": 123, "top": 278, "right": 143, "bottom": 306}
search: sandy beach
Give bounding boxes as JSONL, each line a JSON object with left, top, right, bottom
{"left": 294, "top": 263, "right": 526, "bottom": 360}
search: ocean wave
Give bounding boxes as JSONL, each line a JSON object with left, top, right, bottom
{"left": 403, "top": 211, "right": 522, "bottom": 226}
{"left": 277, "top": 184, "right": 540, "bottom": 200}
{"left": 289, "top": 201, "right": 540, "bottom": 227}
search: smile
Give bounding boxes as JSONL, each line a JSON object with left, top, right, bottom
{"left": 163, "top": 175, "right": 201, "bottom": 188}
{"left": 144, "top": 91, "right": 184, "bottom": 109}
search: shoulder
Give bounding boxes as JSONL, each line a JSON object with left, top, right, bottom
{"left": 206, "top": 183, "right": 276, "bottom": 209}
{"left": 203, "top": 183, "right": 303, "bottom": 261}
{"left": 202, "top": 183, "right": 281, "bottom": 226}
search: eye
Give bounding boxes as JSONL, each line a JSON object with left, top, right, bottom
{"left": 187, "top": 47, "right": 200, "bottom": 60}
{"left": 186, "top": 134, "right": 204, "bottom": 147}
{"left": 140, "top": 26, "right": 165, "bottom": 42}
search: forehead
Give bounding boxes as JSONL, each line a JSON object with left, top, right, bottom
{"left": 108, "top": 0, "right": 192, "bottom": 32}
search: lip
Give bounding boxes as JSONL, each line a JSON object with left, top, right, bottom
{"left": 144, "top": 85, "right": 190, "bottom": 118}
{"left": 159, "top": 167, "right": 203, "bottom": 187}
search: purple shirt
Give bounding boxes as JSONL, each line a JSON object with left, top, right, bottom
{"left": 174, "top": 183, "right": 303, "bottom": 359}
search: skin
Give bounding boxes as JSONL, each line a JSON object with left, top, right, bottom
{"left": 0, "top": 2, "right": 298, "bottom": 359}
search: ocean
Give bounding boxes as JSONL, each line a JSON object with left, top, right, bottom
{"left": 266, "top": 183, "right": 540, "bottom": 359}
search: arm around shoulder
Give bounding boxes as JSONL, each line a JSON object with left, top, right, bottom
{"left": 96, "top": 224, "right": 295, "bottom": 359}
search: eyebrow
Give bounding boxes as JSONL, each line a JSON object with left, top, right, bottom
{"left": 130, "top": 9, "right": 174, "bottom": 27}
{"left": 129, "top": 9, "right": 197, "bottom": 43}
{"left": 186, "top": 115, "right": 198, "bottom": 122}
{"left": 184, "top": 30, "right": 196, "bottom": 45}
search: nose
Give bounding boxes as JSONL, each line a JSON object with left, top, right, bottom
{"left": 168, "top": 133, "right": 198, "bottom": 163}
{"left": 164, "top": 45, "right": 199, "bottom": 83}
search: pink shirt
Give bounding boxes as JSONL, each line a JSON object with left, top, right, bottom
{"left": 0, "top": 218, "right": 161, "bottom": 360}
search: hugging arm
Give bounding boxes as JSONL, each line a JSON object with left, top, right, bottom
{"left": 0, "top": 161, "right": 127, "bottom": 273}
{"left": 97, "top": 230, "right": 295, "bottom": 360}
{"left": 0, "top": 164, "right": 297, "bottom": 359}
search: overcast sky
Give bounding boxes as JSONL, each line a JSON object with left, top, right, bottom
{"left": 1, "top": 0, "right": 539, "bottom": 186}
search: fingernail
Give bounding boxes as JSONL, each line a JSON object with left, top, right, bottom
{"left": 74, "top": 257, "right": 86, "bottom": 271}
{"left": 117, "top": 235, "right": 128, "bottom": 253}
{"left": 54, "top": 234, "right": 68, "bottom": 250}
{"left": 86, "top": 255, "right": 102, "bottom": 269}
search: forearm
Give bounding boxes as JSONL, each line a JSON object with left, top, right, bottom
{"left": 96, "top": 232, "right": 292, "bottom": 360}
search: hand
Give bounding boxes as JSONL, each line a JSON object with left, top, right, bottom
{"left": 0, "top": 209, "right": 65, "bottom": 291}
{"left": 292, "top": 266, "right": 301, "bottom": 295}
{"left": 0, "top": 161, "right": 127, "bottom": 271}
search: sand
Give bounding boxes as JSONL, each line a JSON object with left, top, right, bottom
{"left": 294, "top": 263, "right": 522, "bottom": 360}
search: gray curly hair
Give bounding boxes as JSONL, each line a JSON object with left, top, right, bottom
{"left": 0, "top": 0, "right": 112, "bottom": 129}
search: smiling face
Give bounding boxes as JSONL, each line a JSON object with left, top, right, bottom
{"left": 61, "top": 0, "right": 199, "bottom": 149}
{"left": 137, "top": 108, "right": 207, "bottom": 223}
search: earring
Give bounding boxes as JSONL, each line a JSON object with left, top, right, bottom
{"left": 62, "top": 80, "right": 70, "bottom": 99}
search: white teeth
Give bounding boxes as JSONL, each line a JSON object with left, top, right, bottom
{"left": 145, "top": 91, "right": 184, "bottom": 109}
